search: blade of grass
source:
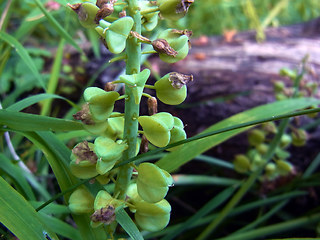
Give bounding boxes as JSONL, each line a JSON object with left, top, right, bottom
{"left": 116, "top": 208, "right": 144, "bottom": 240}
{"left": 0, "top": 109, "right": 84, "bottom": 131}
{"left": 194, "top": 155, "right": 234, "bottom": 170}
{"left": 161, "top": 186, "right": 237, "bottom": 240}
{"left": 33, "top": 0, "right": 82, "bottom": 53}
{"left": 0, "top": 176, "right": 59, "bottom": 240}
{"left": 0, "top": 31, "right": 46, "bottom": 90}
{"left": 41, "top": 39, "right": 66, "bottom": 116}
{"left": 303, "top": 152, "right": 320, "bottom": 178}
{"left": 172, "top": 175, "right": 240, "bottom": 186}
{"left": 217, "top": 213, "right": 320, "bottom": 240}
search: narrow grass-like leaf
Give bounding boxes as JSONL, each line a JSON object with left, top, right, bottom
{"left": 6, "top": 93, "right": 75, "bottom": 112}
{"left": 0, "top": 176, "right": 59, "bottom": 240}
{"left": 303, "top": 152, "right": 320, "bottom": 178}
{"left": 0, "top": 31, "right": 46, "bottom": 90}
{"left": 33, "top": 0, "right": 81, "bottom": 52}
{"left": 116, "top": 208, "right": 144, "bottom": 240}
{"left": 40, "top": 213, "right": 81, "bottom": 240}
{"left": 172, "top": 175, "right": 240, "bottom": 186}
{"left": 20, "top": 131, "right": 107, "bottom": 240}
{"left": 194, "top": 155, "right": 234, "bottom": 169}
{"left": 156, "top": 98, "right": 320, "bottom": 173}
{"left": 30, "top": 201, "right": 70, "bottom": 215}
{"left": 0, "top": 110, "right": 84, "bottom": 131}
{"left": 161, "top": 186, "right": 236, "bottom": 240}
{"left": 218, "top": 213, "right": 320, "bottom": 240}
{"left": 0, "top": 153, "right": 35, "bottom": 201}
{"left": 41, "top": 39, "right": 65, "bottom": 116}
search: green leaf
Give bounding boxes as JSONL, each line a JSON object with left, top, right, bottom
{"left": 33, "top": 0, "right": 82, "bottom": 52}
{"left": 116, "top": 208, "right": 144, "bottom": 240}
{"left": 0, "top": 31, "right": 46, "bottom": 90}
{"left": 6, "top": 93, "right": 75, "bottom": 112}
{"left": 0, "top": 153, "right": 36, "bottom": 201}
{"left": 0, "top": 176, "right": 59, "bottom": 240}
{"left": 156, "top": 98, "right": 320, "bottom": 172}
{"left": 0, "top": 109, "right": 84, "bottom": 131}
{"left": 172, "top": 175, "right": 240, "bottom": 186}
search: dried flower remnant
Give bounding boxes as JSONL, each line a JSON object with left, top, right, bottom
{"left": 169, "top": 72, "right": 193, "bottom": 89}
{"left": 95, "top": 0, "right": 117, "bottom": 23}
{"left": 152, "top": 39, "right": 178, "bottom": 57}
{"left": 91, "top": 205, "right": 116, "bottom": 224}
{"left": 72, "top": 141, "right": 98, "bottom": 164}
{"left": 73, "top": 104, "right": 94, "bottom": 125}
{"left": 176, "top": 0, "right": 194, "bottom": 14}
{"left": 147, "top": 97, "right": 158, "bottom": 115}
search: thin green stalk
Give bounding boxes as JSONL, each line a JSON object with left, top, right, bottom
{"left": 113, "top": 0, "right": 141, "bottom": 201}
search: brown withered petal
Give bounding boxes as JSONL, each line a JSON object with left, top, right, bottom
{"left": 152, "top": 39, "right": 178, "bottom": 57}
{"left": 91, "top": 205, "right": 116, "bottom": 224}
{"left": 119, "top": 9, "right": 126, "bottom": 18}
{"left": 171, "top": 29, "right": 193, "bottom": 37}
{"left": 104, "top": 82, "right": 116, "bottom": 91}
{"left": 67, "top": 3, "right": 81, "bottom": 12}
{"left": 169, "top": 72, "right": 193, "bottom": 89}
{"left": 140, "top": 135, "right": 149, "bottom": 153}
{"left": 72, "top": 141, "right": 98, "bottom": 164}
{"left": 73, "top": 103, "right": 94, "bottom": 125}
{"left": 147, "top": 97, "right": 158, "bottom": 115}
{"left": 131, "top": 31, "right": 152, "bottom": 43}
{"left": 95, "top": 4, "right": 114, "bottom": 23}
{"left": 176, "top": 0, "right": 194, "bottom": 14}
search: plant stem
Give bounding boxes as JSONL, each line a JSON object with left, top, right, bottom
{"left": 113, "top": 0, "right": 141, "bottom": 201}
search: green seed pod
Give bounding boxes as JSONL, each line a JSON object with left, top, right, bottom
{"left": 156, "top": 29, "right": 189, "bottom": 63}
{"left": 275, "top": 147, "right": 290, "bottom": 160}
{"left": 94, "top": 190, "right": 123, "bottom": 210}
{"left": 84, "top": 121, "right": 109, "bottom": 135}
{"left": 139, "top": 1, "right": 159, "bottom": 31}
{"left": 261, "top": 122, "right": 277, "bottom": 134}
{"left": 275, "top": 93, "right": 288, "bottom": 101}
{"left": 70, "top": 142, "right": 98, "bottom": 179}
{"left": 104, "top": 114, "right": 125, "bottom": 140}
{"left": 69, "top": 188, "right": 94, "bottom": 214}
{"left": 157, "top": 0, "right": 194, "bottom": 21}
{"left": 273, "top": 81, "right": 285, "bottom": 93}
{"left": 99, "top": 17, "right": 134, "bottom": 54}
{"left": 134, "top": 199, "right": 171, "bottom": 232}
{"left": 291, "top": 129, "right": 307, "bottom": 147}
{"left": 233, "top": 154, "right": 251, "bottom": 173}
{"left": 279, "top": 67, "right": 297, "bottom": 80}
{"left": 138, "top": 112, "right": 174, "bottom": 147}
{"left": 248, "top": 129, "right": 265, "bottom": 146}
{"left": 256, "top": 143, "right": 269, "bottom": 155}
{"left": 119, "top": 69, "right": 151, "bottom": 104}
{"left": 137, "top": 163, "right": 173, "bottom": 203}
{"left": 248, "top": 149, "right": 265, "bottom": 172}
{"left": 84, "top": 87, "right": 119, "bottom": 121}
{"left": 94, "top": 137, "right": 127, "bottom": 174}
{"left": 276, "top": 160, "right": 294, "bottom": 176}
{"left": 167, "top": 117, "right": 186, "bottom": 151}
{"left": 280, "top": 133, "right": 292, "bottom": 149}
{"left": 155, "top": 72, "right": 193, "bottom": 105}
{"left": 69, "top": 2, "right": 99, "bottom": 29}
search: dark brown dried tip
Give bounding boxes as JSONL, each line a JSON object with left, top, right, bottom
{"left": 169, "top": 72, "right": 193, "bottom": 89}
{"left": 171, "top": 29, "right": 193, "bottom": 37}
{"left": 119, "top": 9, "right": 126, "bottom": 18}
{"left": 91, "top": 206, "right": 116, "bottom": 224}
{"left": 152, "top": 39, "right": 178, "bottom": 57}
{"left": 104, "top": 82, "right": 116, "bottom": 91}
{"left": 147, "top": 97, "right": 158, "bottom": 115}
{"left": 131, "top": 31, "right": 152, "bottom": 43}
{"left": 72, "top": 141, "right": 98, "bottom": 164}
{"left": 95, "top": 4, "right": 114, "bottom": 23}
{"left": 73, "top": 103, "right": 94, "bottom": 125}
{"left": 140, "top": 135, "right": 149, "bottom": 153}
{"left": 176, "top": 0, "right": 194, "bottom": 14}
{"left": 67, "top": 3, "right": 81, "bottom": 12}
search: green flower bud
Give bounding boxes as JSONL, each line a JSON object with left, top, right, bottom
{"left": 137, "top": 163, "right": 173, "bottom": 203}
{"left": 68, "top": 2, "right": 99, "bottom": 29}
{"left": 256, "top": 143, "right": 269, "bottom": 155}
{"left": 155, "top": 29, "right": 189, "bottom": 63}
{"left": 279, "top": 67, "right": 297, "bottom": 79}
{"left": 94, "top": 137, "right": 128, "bottom": 174}
{"left": 276, "top": 160, "right": 294, "bottom": 176}
{"left": 69, "top": 188, "right": 94, "bottom": 214}
{"left": 248, "top": 149, "right": 265, "bottom": 171}
{"left": 265, "top": 162, "right": 278, "bottom": 180}
{"left": 275, "top": 93, "right": 288, "bottom": 101}
{"left": 273, "top": 81, "right": 285, "bottom": 93}
{"left": 99, "top": 17, "right": 134, "bottom": 54}
{"left": 138, "top": 112, "right": 174, "bottom": 147}
{"left": 119, "top": 69, "right": 151, "bottom": 104}
{"left": 157, "top": 0, "right": 194, "bottom": 21}
{"left": 261, "top": 122, "right": 277, "bottom": 134}
{"left": 280, "top": 133, "right": 292, "bottom": 148}
{"left": 134, "top": 199, "right": 171, "bottom": 232}
{"left": 155, "top": 72, "right": 193, "bottom": 105}
{"left": 291, "top": 129, "right": 307, "bottom": 147}
{"left": 233, "top": 154, "right": 250, "bottom": 173}
{"left": 84, "top": 87, "right": 119, "bottom": 121}
{"left": 167, "top": 117, "right": 186, "bottom": 151}
{"left": 248, "top": 129, "right": 265, "bottom": 146}
{"left": 70, "top": 142, "right": 98, "bottom": 179}
{"left": 275, "top": 147, "right": 290, "bottom": 160}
